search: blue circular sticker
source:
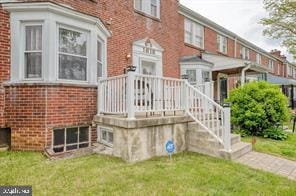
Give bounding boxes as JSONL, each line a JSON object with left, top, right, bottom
{"left": 165, "top": 140, "right": 175, "bottom": 154}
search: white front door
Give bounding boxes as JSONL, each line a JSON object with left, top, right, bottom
{"left": 141, "top": 60, "right": 156, "bottom": 75}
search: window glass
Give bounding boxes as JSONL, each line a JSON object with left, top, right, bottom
{"left": 184, "top": 19, "right": 192, "bottom": 43}
{"left": 25, "top": 25, "right": 42, "bottom": 78}
{"left": 58, "top": 28, "right": 87, "bottom": 81}
{"left": 186, "top": 70, "right": 197, "bottom": 83}
{"left": 135, "top": 0, "right": 159, "bottom": 18}
{"left": 101, "top": 127, "right": 113, "bottom": 146}
{"left": 151, "top": 0, "right": 157, "bottom": 17}
{"left": 53, "top": 126, "right": 90, "bottom": 153}
{"left": 184, "top": 19, "right": 204, "bottom": 48}
{"left": 66, "top": 127, "right": 78, "bottom": 144}
{"left": 217, "top": 34, "right": 227, "bottom": 54}
{"left": 97, "top": 40, "right": 103, "bottom": 78}
{"left": 135, "top": 0, "right": 142, "bottom": 11}
{"left": 202, "top": 71, "right": 210, "bottom": 82}
{"left": 79, "top": 127, "right": 89, "bottom": 142}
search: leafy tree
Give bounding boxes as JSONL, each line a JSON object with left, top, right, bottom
{"left": 226, "top": 81, "right": 290, "bottom": 136}
{"left": 261, "top": 0, "right": 296, "bottom": 59}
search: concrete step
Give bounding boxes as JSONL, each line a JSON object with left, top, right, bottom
{"left": 93, "top": 143, "right": 113, "bottom": 155}
{"left": 220, "top": 142, "right": 252, "bottom": 160}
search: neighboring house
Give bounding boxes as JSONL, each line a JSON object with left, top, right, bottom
{"left": 0, "top": 0, "right": 295, "bottom": 161}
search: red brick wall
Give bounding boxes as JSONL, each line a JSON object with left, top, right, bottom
{"left": 1, "top": 0, "right": 182, "bottom": 150}
{"left": 227, "top": 38, "right": 235, "bottom": 58}
{"left": 204, "top": 27, "right": 217, "bottom": 54}
{"left": 0, "top": 6, "right": 10, "bottom": 128}
{"left": 4, "top": 84, "right": 97, "bottom": 150}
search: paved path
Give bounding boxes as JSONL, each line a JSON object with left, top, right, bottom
{"left": 236, "top": 151, "right": 296, "bottom": 180}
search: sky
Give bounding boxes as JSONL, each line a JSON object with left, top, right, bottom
{"left": 179, "top": 0, "right": 293, "bottom": 61}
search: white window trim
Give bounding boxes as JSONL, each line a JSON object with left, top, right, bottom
{"left": 217, "top": 34, "right": 227, "bottom": 54}
{"left": 21, "top": 22, "right": 45, "bottom": 81}
{"left": 97, "top": 38, "right": 106, "bottom": 80}
{"left": 4, "top": 2, "right": 110, "bottom": 85}
{"left": 268, "top": 60, "right": 274, "bottom": 71}
{"left": 184, "top": 18, "right": 204, "bottom": 49}
{"left": 134, "top": 0, "right": 160, "bottom": 19}
{"left": 98, "top": 126, "right": 113, "bottom": 147}
{"left": 240, "top": 46, "right": 250, "bottom": 60}
{"left": 52, "top": 126, "right": 91, "bottom": 153}
{"left": 133, "top": 38, "right": 163, "bottom": 76}
{"left": 256, "top": 53, "right": 262, "bottom": 65}
{"left": 56, "top": 24, "right": 90, "bottom": 82}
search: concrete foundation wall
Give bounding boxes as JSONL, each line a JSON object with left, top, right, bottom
{"left": 95, "top": 116, "right": 190, "bottom": 162}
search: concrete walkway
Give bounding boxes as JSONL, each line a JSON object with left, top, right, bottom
{"left": 236, "top": 151, "right": 296, "bottom": 180}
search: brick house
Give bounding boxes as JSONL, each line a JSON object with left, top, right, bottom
{"left": 0, "top": 0, "right": 295, "bottom": 161}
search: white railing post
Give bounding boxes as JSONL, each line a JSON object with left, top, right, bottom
{"left": 97, "top": 79, "right": 103, "bottom": 115}
{"left": 223, "top": 104, "right": 231, "bottom": 152}
{"left": 127, "top": 71, "right": 136, "bottom": 119}
{"left": 183, "top": 81, "right": 189, "bottom": 112}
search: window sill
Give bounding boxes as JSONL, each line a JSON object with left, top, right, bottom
{"left": 184, "top": 43, "right": 205, "bottom": 51}
{"left": 134, "top": 10, "right": 160, "bottom": 22}
{"left": 217, "top": 51, "right": 228, "bottom": 57}
{"left": 3, "top": 81, "right": 97, "bottom": 88}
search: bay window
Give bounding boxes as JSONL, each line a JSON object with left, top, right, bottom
{"left": 134, "top": 0, "right": 160, "bottom": 18}
{"left": 6, "top": 2, "right": 110, "bottom": 84}
{"left": 58, "top": 27, "right": 88, "bottom": 81}
{"left": 217, "top": 34, "right": 227, "bottom": 54}
{"left": 184, "top": 18, "right": 204, "bottom": 49}
{"left": 97, "top": 40, "right": 103, "bottom": 78}
{"left": 24, "top": 24, "right": 43, "bottom": 79}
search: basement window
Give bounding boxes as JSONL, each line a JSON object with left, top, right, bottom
{"left": 99, "top": 127, "right": 113, "bottom": 147}
{"left": 52, "top": 126, "right": 90, "bottom": 153}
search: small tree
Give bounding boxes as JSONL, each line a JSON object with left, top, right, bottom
{"left": 261, "top": 0, "right": 296, "bottom": 59}
{"left": 226, "top": 81, "right": 290, "bottom": 135}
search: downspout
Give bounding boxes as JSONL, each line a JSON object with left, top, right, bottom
{"left": 241, "top": 63, "right": 251, "bottom": 86}
{"left": 234, "top": 37, "right": 237, "bottom": 58}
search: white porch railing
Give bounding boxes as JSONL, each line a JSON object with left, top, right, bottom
{"left": 193, "top": 82, "right": 214, "bottom": 100}
{"left": 98, "top": 72, "right": 231, "bottom": 151}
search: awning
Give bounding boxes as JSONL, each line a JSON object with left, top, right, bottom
{"left": 202, "top": 53, "right": 269, "bottom": 74}
{"left": 266, "top": 74, "right": 296, "bottom": 86}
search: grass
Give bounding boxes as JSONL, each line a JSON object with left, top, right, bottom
{"left": 241, "top": 133, "right": 296, "bottom": 161}
{"left": 0, "top": 152, "right": 296, "bottom": 195}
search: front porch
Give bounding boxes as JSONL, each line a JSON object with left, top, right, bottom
{"left": 94, "top": 72, "right": 251, "bottom": 162}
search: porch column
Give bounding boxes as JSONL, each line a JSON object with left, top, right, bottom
{"left": 127, "top": 71, "right": 136, "bottom": 119}
{"left": 223, "top": 103, "right": 231, "bottom": 152}
{"left": 291, "top": 85, "right": 294, "bottom": 109}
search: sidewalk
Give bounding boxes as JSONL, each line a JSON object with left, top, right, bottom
{"left": 236, "top": 151, "right": 296, "bottom": 180}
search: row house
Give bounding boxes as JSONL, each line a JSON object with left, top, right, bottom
{"left": 0, "top": 0, "right": 294, "bottom": 161}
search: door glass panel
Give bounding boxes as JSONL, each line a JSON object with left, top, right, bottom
{"left": 141, "top": 60, "right": 156, "bottom": 75}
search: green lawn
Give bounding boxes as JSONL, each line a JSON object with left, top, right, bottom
{"left": 0, "top": 152, "right": 295, "bottom": 195}
{"left": 241, "top": 133, "right": 296, "bottom": 161}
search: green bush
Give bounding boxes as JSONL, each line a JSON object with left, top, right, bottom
{"left": 261, "top": 127, "right": 288, "bottom": 140}
{"left": 226, "top": 81, "right": 290, "bottom": 137}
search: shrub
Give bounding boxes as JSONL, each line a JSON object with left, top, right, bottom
{"left": 261, "top": 127, "right": 288, "bottom": 140}
{"left": 226, "top": 81, "right": 290, "bottom": 136}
